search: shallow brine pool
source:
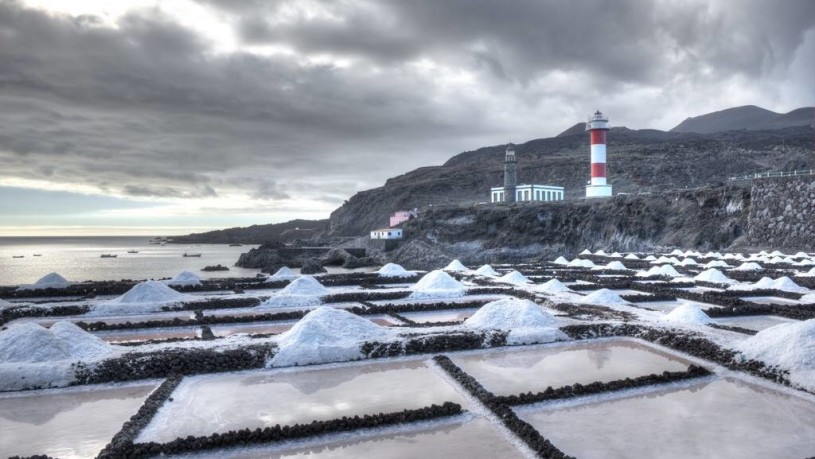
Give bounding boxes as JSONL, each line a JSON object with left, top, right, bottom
{"left": 0, "top": 382, "right": 156, "bottom": 458}
{"left": 136, "top": 359, "right": 465, "bottom": 444}
{"left": 167, "top": 417, "right": 525, "bottom": 459}
{"left": 516, "top": 377, "right": 815, "bottom": 458}
{"left": 712, "top": 315, "right": 798, "bottom": 331}
{"left": 399, "top": 308, "right": 479, "bottom": 324}
{"left": 450, "top": 339, "right": 692, "bottom": 396}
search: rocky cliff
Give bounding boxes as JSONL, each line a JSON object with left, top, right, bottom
{"left": 387, "top": 185, "right": 752, "bottom": 269}
{"left": 329, "top": 126, "right": 814, "bottom": 236}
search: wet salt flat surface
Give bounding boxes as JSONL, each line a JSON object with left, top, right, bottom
{"left": 7, "top": 309, "right": 194, "bottom": 328}
{"left": 204, "top": 302, "right": 362, "bottom": 318}
{"left": 712, "top": 315, "right": 799, "bottom": 331}
{"left": 95, "top": 326, "right": 200, "bottom": 343}
{"left": 678, "top": 286, "right": 726, "bottom": 293}
{"left": 369, "top": 294, "right": 508, "bottom": 306}
{"left": 0, "top": 383, "right": 156, "bottom": 458}
{"left": 741, "top": 296, "right": 803, "bottom": 306}
{"left": 170, "top": 417, "right": 525, "bottom": 459}
{"left": 451, "top": 340, "right": 691, "bottom": 396}
{"left": 136, "top": 360, "right": 466, "bottom": 444}
{"left": 517, "top": 377, "right": 815, "bottom": 459}
{"left": 607, "top": 289, "right": 652, "bottom": 296}
{"left": 400, "top": 308, "right": 479, "bottom": 324}
{"left": 633, "top": 299, "right": 720, "bottom": 313}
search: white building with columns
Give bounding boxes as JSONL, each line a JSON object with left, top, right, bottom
{"left": 491, "top": 184, "right": 564, "bottom": 203}
{"left": 490, "top": 144, "right": 565, "bottom": 203}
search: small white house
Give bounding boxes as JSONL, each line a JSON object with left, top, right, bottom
{"left": 370, "top": 228, "right": 403, "bottom": 240}
{"left": 491, "top": 184, "right": 564, "bottom": 203}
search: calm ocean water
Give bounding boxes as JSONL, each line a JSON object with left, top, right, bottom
{"left": 0, "top": 237, "right": 262, "bottom": 286}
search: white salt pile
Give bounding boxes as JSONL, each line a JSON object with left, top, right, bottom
{"left": 733, "top": 262, "right": 763, "bottom": 271}
{"left": 801, "top": 293, "right": 815, "bottom": 304}
{"left": 0, "top": 298, "right": 13, "bottom": 311}
{"left": 0, "top": 322, "right": 111, "bottom": 363}
{"left": 704, "top": 260, "right": 730, "bottom": 268}
{"left": 260, "top": 276, "right": 329, "bottom": 308}
{"left": 670, "top": 249, "right": 685, "bottom": 256}
{"left": 497, "top": 270, "right": 532, "bottom": 285}
{"left": 92, "top": 280, "right": 187, "bottom": 315}
{"left": 624, "top": 253, "right": 640, "bottom": 260}
{"left": 409, "top": 270, "right": 466, "bottom": 299}
{"left": 798, "top": 267, "right": 815, "bottom": 277}
{"left": 377, "top": 263, "right": 414, "bottom": 278}
{"left": 474, "top": 265, "right": 500, "bottom": 277}
{"left": 443, "top": 259, "right": 469, "bottom": 273}
{"left": 769, "top": 250, "right": 786, "bottom": 257}
{"left": 729, "top": 277, "right": 774, "bottom": 291}
{"left": 678, "top": 258, "right": 698, "bottom": 266}
{"left": 534, "top": 279, "right": 572, "bottom": 294}
{"left": 594, "top": 250, "right": 609, "bottom": 256}
{"left": 793, "top": 252, "right": 810, "bottom": 258}
{"left": 661, "top": 303, "right": 712, "bottom": 325}
{"left": 694, "top": 268, "right": 736, "bottom": 284}
{"left": 579, "top": 249, "right": 592, "bottom": 255}
{"left": 567, "top": 259, "right": 596, "bottom": 268}
{"left": 581, "top": 289, "right": 630, "bottom": 306}
{"left": 166, "top": 270, "right": 202, "bottom": 287}
{"left": 270, "top": 307, "right": 390, "bottom": 367}
{"left": 464, "top": 298, "right": 566, "bottom": 345}
{"left": 50, "top": 321, "right": 112, "bottom": 359}
{"left": 17, "top": 272, "right": 70, "bottom": 291}
{"left": 552, "top": 256, "right": 569, "bottom": 265}
{"left": 603, "top": 261, "right": 629, "bottom": 271}
{"left": 609, "top": 252, "right": 623, "bottom": 258}
{"left": 771, "top": 276, "right": 808, "bottom": 293}
{"left": 644, "top": 255, "right": 657, "bottom": 261}
{"left": 267, "top": 266, "right": 299, "bottom": 282}
{"left": 637, "top": 265, "right": 682, "bottom": 278}
{"left": 737, "top": 319, "right": 815, "bottom": 388}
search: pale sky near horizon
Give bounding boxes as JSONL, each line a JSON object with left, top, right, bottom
{"left": 0, "top": 0, "right": 813, "bottom": 236}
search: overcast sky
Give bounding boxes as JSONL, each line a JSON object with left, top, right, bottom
{"left": 0, "top": 0, "right": 813, "bottom": 236}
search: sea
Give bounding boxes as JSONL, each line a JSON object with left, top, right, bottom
{"left": 0, "top": 237, "right": 262, "bottom": 286}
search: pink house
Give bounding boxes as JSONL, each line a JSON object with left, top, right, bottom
{"left": 389, "top": 210, "right": 415, "bottom": 227}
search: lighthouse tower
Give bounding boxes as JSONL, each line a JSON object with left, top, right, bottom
{"left": 585, "top": 110, "right": 613, "bottom": 198}
{"left": 503, "top": 144, "right": 517, "bottom": 202}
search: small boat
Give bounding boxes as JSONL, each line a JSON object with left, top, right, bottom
{"left": 12, "top": 255, "right": 24, "bottom": 258}
{"left": 127, "top": 250, "right": 139, "bottom": 254}
{"left": 33, "top": 254, "right": 42, "bottom": 257}
{"left": 183, "top": 253, "right": 202, "bottom": 257}
{"left": 101, "top": 254, "right": 118, "bottom": 258}
{"left": 229, "top": 243, "right": 242, "bottom": 247}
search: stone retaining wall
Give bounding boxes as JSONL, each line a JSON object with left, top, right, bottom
{"left": 746, "top": 177, "right": 815, "bottom": 250}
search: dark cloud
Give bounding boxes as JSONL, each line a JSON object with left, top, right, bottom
{"left": 0, "top": 0, "right": 812, "bottom": 228}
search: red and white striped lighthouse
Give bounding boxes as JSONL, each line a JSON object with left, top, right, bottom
{"left": 585, "top": 110, "right": 613, "bottom": 198}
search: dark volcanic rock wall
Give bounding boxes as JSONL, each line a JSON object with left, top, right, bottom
{"left": 390, "top": 185, "right": 751, "bottom": 268}
{"left": 746, "top": 176, "right": 815, "bottom": 250}
{"left": 329, "top": 127, "right": 814, "bottom": 236}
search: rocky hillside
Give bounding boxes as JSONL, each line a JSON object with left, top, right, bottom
{"left": 329, "top": 125, "right": 814, "bottom": 236}
{"left": 169, "top": 219, "right": 329, "bottom": 244}
{"left": 388, "top": 184, "right": 752, "bottom": 269}
{"left": 671, "top": 105, "right": 813, "bottom": 133}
